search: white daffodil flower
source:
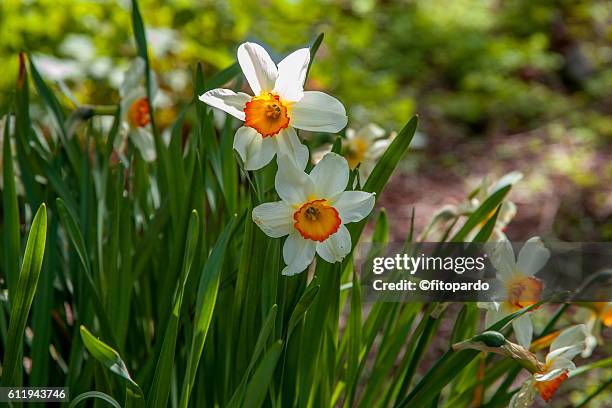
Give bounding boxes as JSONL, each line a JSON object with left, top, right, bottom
{"left": 344, "top": 124, "right": 395, "bottom": 182}
{"left": 199, "top": 42, "right": 348, "bottom": 171}
{"left": 421, "top": 171, "right": 522, "bottom": 242}
{"left": 312, "top": 123, "right": 395, "bottom": 183}
{"left": 478, "top": 237, "right": 550, "bottom": 348}
{"left": 462, "top": 172, "right": 522, "bottom": 242}
{"left": 509, "top": 324, "right": 587, "bottom": 407}
{"left": 252, "top": 152, "right": 375, "bottom": 276}
{"left": 118, "top": 58, "right": 157, "bottom": 162}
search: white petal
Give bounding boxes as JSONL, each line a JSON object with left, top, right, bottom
{"left": 120, "top": 58, "right": 145, "bottom": 97}
{"left": 274, "top": 48, "right": 310, "bottom": 102}
{"left": 199, "top": 89, "right": 250, "bottom": 121}
{"left": 548, "top": 324, "right": 587, "bottom": 362}
{"left": 233, "top": 126, "right": 275, "bottom": 170}
{"left": 316, "top": 225, "right": 351, "bottom": 263}
{"left": 486, "top": 239, "right": 516, "bottom": 282}
{"left": 512, "top": 314, "right": 533, "bottom": 349}
{"left": 516, "top": 237, "right": 550, "bottom": 277}
{"left": 252, "top": 201, "right": 294, "bottom": 238}
{"left": 508, "top": 379, "right": 537, "bottom": 408}
{"left": 282, "top": 232, "right": 316, "bottom": 276}
{"left": 290, "top": 91, "right": 347, "bottom": 133}
{"left": 535, "top": 363, "right": 573, "bottom": 382}
{"left": 273, "top": 127, "right": 308, "bottom": 170}
{"left": 237, "top": 42, "right": 278, "bottom": 95}
{"left": 550, "top": 324, "right": 587, "bottom": 353}
{"left": 275, "top": 154, "right": 315, "bottom": 206}
{"left": 130, "top": 128, "right": 157, "bottom": 162}
{"left": 310, "top": 152, "right": 349, "bottom": 198}
{"left": 491, "top": 171, "right": 523, "bottom": 193}
{"left": 357, "top": 123, "right": 386, "bottom": 142}
{"left": 333, "top": 191, "right": 375, "bottom": 224}
{"left": 368, "top": 138, "right": 392, "bottom": 159}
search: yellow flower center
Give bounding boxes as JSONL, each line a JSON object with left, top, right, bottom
{"left": 536, "top": 370, "right": 568, "bottom": 401}
{"left": 244, "top": 92, "right": 290, "bottom": 137}
{"left": 293, "top": 199, "right": 341, "bottom": 242}
{"left": 345, "top": 138, "right": 369, "bottom": 169}
{"left": 505, "top": 275, "right": 543, "bottom": 310}
{"left": 128, "top": 97, "right": 151, "bottom": 128}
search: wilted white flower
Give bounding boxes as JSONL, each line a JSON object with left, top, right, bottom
{"left": 509, "top": 325, "right": 587, "bottom": 407}
{"left": 200, "top": 42, "right": 347, "bottom": 171}
{"left": 252, "top": 153, "right": 374, "bottom": 275}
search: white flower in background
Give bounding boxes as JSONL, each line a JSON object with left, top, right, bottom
{"left": 252, "top": 153, "right": 374, "bottom": 275}
{"left": 421, "top": 171, "right": 522, "bottom": 242}
{"left": 344, "top": 124, "right": 395, "bottom": 182}
{"left": 580, "top": 302, "right": 612, "bottom": 357}
{"left": 509, "top": 324, "right": 587, "bottom": 407}
{"left": 118, "top": 57, "right": 157, "bottom": 162}
{"left": 311, "top": 123, "right": 395, "bottom": 183}
{"left": 478, "top": 237, "right": 550, "bottom": 348}
{"left": 463, "top": 172, "right": 522, "bottom": 241}
{"left": 200, "top": 42, "right": 348, "bottom": 171}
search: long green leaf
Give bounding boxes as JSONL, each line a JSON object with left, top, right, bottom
{"left": 179, "top": 214, "right": 241, "bottom": 408}
{"left": 2, "top": 113, "right": 20, "bottom": 299}
{"left": 80, "top": 326, "right": 144, "bottom": 407}
{"left": 243, "top": 341, "right": 283, "bottom": 408}
{"left": 148, "top": 210, "right": 200, "bottom": 408}
{"left": 1, "top": 203, "right": 47, "bottom": 386}
{"left": 56, "top": 198, "right": 118, "bottom": 349}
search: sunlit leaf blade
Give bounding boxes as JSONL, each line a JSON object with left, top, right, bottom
{"left": 363, "top": 116, "right": 417, "bottom": 197}
{"left": 80, "top": 326, "right": 144, "bottom": 407}
{"left": 1, "top": 203, "right": 47, "bottom": 386}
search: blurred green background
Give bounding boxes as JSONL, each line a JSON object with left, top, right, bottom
{"left": 1, "top": 0, "right": 611, "bottom": 241}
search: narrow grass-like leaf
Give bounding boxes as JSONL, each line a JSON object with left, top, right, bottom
{"left": 56, "top": 198, "right": 118, "bottom": 348}
{"left": 179, "top": 214, "right": 241, "bottom": 408}
{"left": 1, "top": 203, "right": 47, "bottom": 386}
{"left": 2, "top": 113, "right": 20, "bottom": 299}
{"left": 148, "top": 210, "right": 200, "bottom": 408}
{"left": 450, "top": 187, "right": 511, "bottom": 242}
{"left": 362, "top": 116, "right": 417, "bottom": 197}
{"left": 242, "top": 341, "right": 283, "bottom": 408}
{"left": 227, "top": 304, "right": 278, "bottom": 407}
{"left": 80, "top": 326, "right": 144, "bottom": 407}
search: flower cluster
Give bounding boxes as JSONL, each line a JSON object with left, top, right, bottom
{"left": 199, "top": 42, "right": 376, "bottom": 275}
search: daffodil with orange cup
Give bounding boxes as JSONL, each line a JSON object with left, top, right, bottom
{"left": 118, "top": 57, "right": 158, "bottom": 162}
{"left": 252, "top": 152, "right": 374, "bottom": 276}
{"left": 478, "top": 237, "right": 550, "bottom": 348}
{"left": 199, "top": 42, "right": 348, "bottom": 171}
{"left": 510, "top": 324, "right": 587, "bottom": 407}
